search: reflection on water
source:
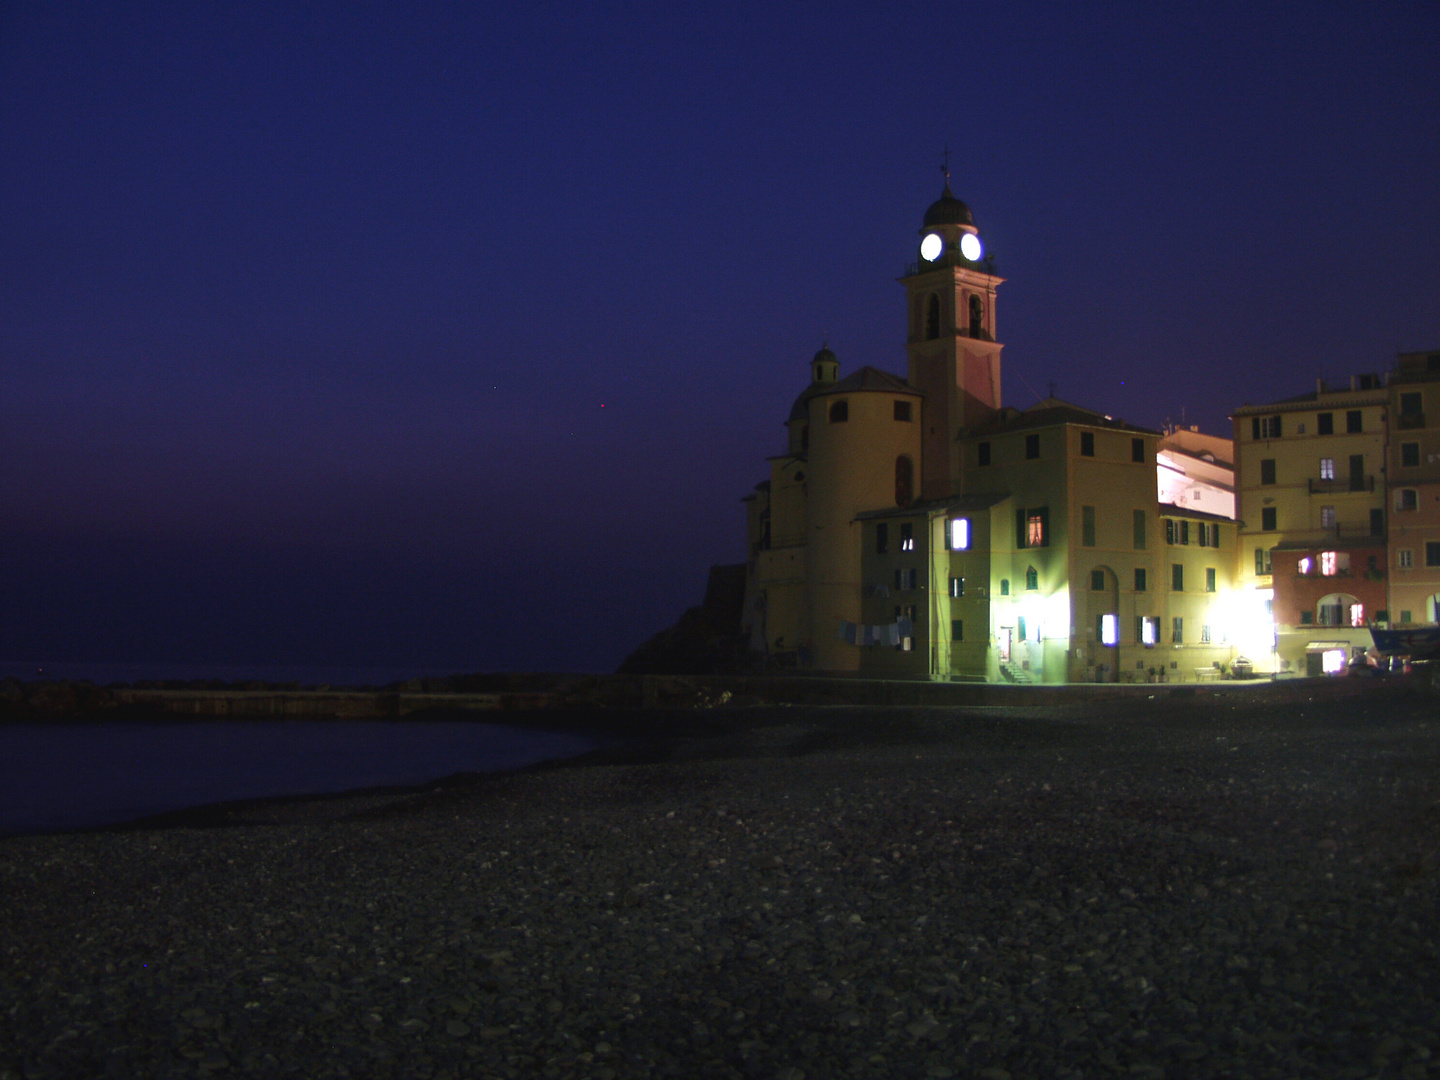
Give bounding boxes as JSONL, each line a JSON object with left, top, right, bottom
{"left": 0, "top": 720, "right": 597, "bottom": 837}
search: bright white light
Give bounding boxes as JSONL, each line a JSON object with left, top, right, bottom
{"left": 920, "top": 233, "right": 943, "bottom": 261}
{"left": 1101, "top": 614, "right": 1119, "bottom": 646}
{"left": 949, "top": 517, "right": 970, "bottom": 550}
{"left": 1141, "top": 617, "right": 1157, "bottom": 646}
{"left": 960, "top": 233, "right": 982, "bottom": 260}
{"left": 1322, "top": 649, "right": 1346, "bottom": 674}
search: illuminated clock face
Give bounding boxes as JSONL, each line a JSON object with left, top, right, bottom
{"left": 919, "top": 232, "right": 943, "bottom": 261}
{"left": 960, "top": 233, "right": 983, "bottom": 261}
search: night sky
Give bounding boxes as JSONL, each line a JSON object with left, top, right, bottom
{"left": 3, "top": 2, "right": 1437, "bottom": 679}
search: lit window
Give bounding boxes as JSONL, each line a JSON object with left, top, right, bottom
{"left": 1398, "top": 549, "right": 1413, "bottom": 569}
{"left": 1321, "top": 506, "right": 1335, "bottom": 529}
{"left": 1027, "top": 513, "right": 1045, "bottom": 546}
{"left": 1350, "top": 604, "right": 1365, "bottom": 628}
{"left": 1100, "top": 614, "right": 1119, "bottom": 646}
{"left": 1320, "top": 458, "right": 1335, "bottom": 480}
{"left": 1298, "top": 557, "right": 1313, "bottom": 575}
{"left": 1200, "top": 625, "right": 1212, "bottom": 644}
{"left": 949, "top": 518, "right": 970, "bottom": 550}
{"left": 950, "top": 576, "right": 964, "bottom": 598}
{"left": 900, "top": 523, "right": 915, "bottom": 551}
{"left": 1139, "top": 616, "right": 1158, "bottom": 646}
{"left": 1255, "top": 547, "right": 1271, "bottom": 575}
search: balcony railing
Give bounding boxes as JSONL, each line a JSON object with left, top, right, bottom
{"left": 1308, "top": 475, "right": 1375, "bottom": 494}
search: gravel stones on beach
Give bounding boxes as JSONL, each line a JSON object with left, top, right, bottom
{"left": 2, "top": 687, "right": 1439, "bottom": 1079}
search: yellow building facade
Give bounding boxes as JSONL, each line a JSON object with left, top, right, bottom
{"left": 742, "top": 185, "right": 1240, "bottom": 682}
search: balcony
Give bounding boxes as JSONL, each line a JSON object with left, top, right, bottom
{"left": 1308, "top": 475, "right": 1375, "bottom": 494}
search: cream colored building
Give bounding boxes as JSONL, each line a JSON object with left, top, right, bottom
{"left": 743, "top": 184, "right": 1240, "bottom": 682}
{"left": 1387, "top": 349, "right": 1440, "bottom": 626}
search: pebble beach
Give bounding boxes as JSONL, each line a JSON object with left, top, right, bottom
{"left": 3, "top": 683, "right": 1438, "bottom": 1080}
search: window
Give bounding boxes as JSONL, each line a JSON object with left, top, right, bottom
{"left": 1298, "top": 556, "right": 1313, "bottom": 574}
{"left": 1025, "top": 566, "right": 1038, "bottom": 590}
{"left": 1206, "top": 567, "right": 1216, "bottom": 592}
{"left": 829, "top": 400, "right": 848, "bottom": 422}
{"left": 1400, "top": 391, "right": 1422, "bottom": 416}
{"left": 1371, "top": 508, "right": 1385, "bottom": 536}
{"left": 1428, "top": 542, "right": 1440, "bottom": 568}
{"left": 1399, "top": 549, "right": 1413, "bottom": 569}
{"left": 1396, "top": 489, "right": 1419, "bottom": 512}
{"left": 1080, "top": 431, "right": 1095, "bottom": 457}
{"left": 1317, "top": 412, "right": 1333, "bottom": 435}
{"left": 1099, "top": 614, "right": 1119, "bottom": 646}
{"left": 969, "top": 296, "right": 984, "bottom": 337}
{"left": 893, "top": 568, "right": 917, "bottom": 590}
{"left": 1253, "top": 415, "right": 1282, "bottom": 439}
{"left": 895, "top": 455, "right": 914, "bottom": 507}
{"left": 1319, "top": 550, "right": 1351, "bottom": 576}
{"left": 1091, "top": 569, "right": 1106, "bottom": 590}
{"left": 1255, "top": 547, "right": 1272, "bottom": 575}
{"left": 1262, "top": 507, "right": 1277, "bottom": 531}
{"left": 925, "top": 295, "right": 940, "bottom": 340}
{"left": 977, "top": 441, "right": 991, "bottom": 466}
{"left": 1198, "top": 522, "right": 1210, "bottom": 548}
{"left": 1200, "top": 625, "right": 1212, "bottom": 644}
{"left": 900, "top": 522, "right": 914, "bottom": 551}
{"left": 893, "top": 400, "right": 912, "bottom": 422}
{"left": 1172, "top": 564, "right": 1184, "bottom": 591}
{"left": 1025, "top": 433, "right": 1040, "bottom": 459}
{"left": 875, "top": 523, "right": 888, "bottom": 554}
{"left": 951, "top": 619, "right": 964, "bottom": 642}
{"left": 1132, "top": 438, "right": 1145, "bottom": 463}
{"left": 1349, "top": 454, "right": 1365, "bottom": 491}
{"left": 1180, "top": 520, "right": 1190, "bottom": 545}
{"left": 1133, "top": 510, "right": 1147, "bottom": 549}
{"left": 950, "top": 576, "right": 964, "bottom": 598}
{"left": 949, "top": 518, "right": 970, "bottom": 550}
{"left": 1172, "top": 617, "right": 1184, "bottom": 644}
{"left": 1401, "top": 610, "right": 1412, "bottom": 623}
{"left": 1017, "top": 616, "right": 1027, "bottom": 642}
{"left": 1321, "top": 506, "right": 1335, "bottom": 529}
{"left": 1018, "top": 506, "right": 1050, "bottom": 548}
{"left": 1000, "top": 578, "right": 1010, "bottom": 596}
{"left": 1301, "top": 611, "right": 1314, "bottom": 625}
{"left": 1082, "top": 505, "right": 1096, "bottom": 547}
{"left": 895, "top": 605, "right": 917, "bottom": 651}
{"left": 1139, "top": 616, "right": 1158, "bottom": 646}
{"left": 1346, "top": 410, "right": 1362, "bottom": 433}
{"left": 1402, "top": 442, "right": 1420, "bottom": 467}
{"left": 1260, "top": 458, "right": 1276, "bottom": 485}
{"left": 1134, "top": 567, "right": 1147, "bottom": 591}
{"left": 1320, "top": 457, "right": 1335, "bottom": 480}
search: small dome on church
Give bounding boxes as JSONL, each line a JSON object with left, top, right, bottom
{"left": 922, "top": 183, "right": 974, "bottom": 229}
{"left": 812, "top": 346, "right": 837, "bottom": 366}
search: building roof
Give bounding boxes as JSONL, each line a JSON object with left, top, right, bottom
{"left": 854, "top": 493, "right": 1010, "bottom": 522}
{"left": 1156, "top": 504, "right": 1237, "bottom": 524}
{"left": 921, "top": 183, "right": 974, "bottom": 229}
{"left": 787, "top": 365, "right": 921, "bottom": 423}
{"left": 963, "top": 396, "right": 1159, "bottom": 438}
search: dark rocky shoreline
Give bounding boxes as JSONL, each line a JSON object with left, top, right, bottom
{"left": 3, "top": 684, "right": 1438, "bottom": 1079}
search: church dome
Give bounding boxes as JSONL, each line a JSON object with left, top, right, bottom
{"left": 921, "top": 183, "right": 974, "bottom": 229}
{"left": 812, "top": 346, "right": 837, "bottom": 366}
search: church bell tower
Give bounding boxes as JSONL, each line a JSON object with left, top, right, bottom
{"left": 902, "top": 180, "right": 1003, "bottom": 500}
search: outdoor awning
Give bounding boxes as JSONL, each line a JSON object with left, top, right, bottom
{"left": 1304, "top": 640, "right": 1351, "bottom": 651}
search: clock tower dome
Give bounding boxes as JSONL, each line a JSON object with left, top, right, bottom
{"left": 902, "top": 181, "right": 1004, "bottom": 499}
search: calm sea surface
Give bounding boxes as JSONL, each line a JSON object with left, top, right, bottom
{"left": 0, "top": 720, "right": 599, "bottom": 837}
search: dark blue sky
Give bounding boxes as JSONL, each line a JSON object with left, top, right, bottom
{"left": 3, "top": 2, "right": 1437, "bottom": 677}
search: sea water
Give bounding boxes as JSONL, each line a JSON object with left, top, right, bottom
{"left": 0, "top": 719, "right": 598, "bottom": 837}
